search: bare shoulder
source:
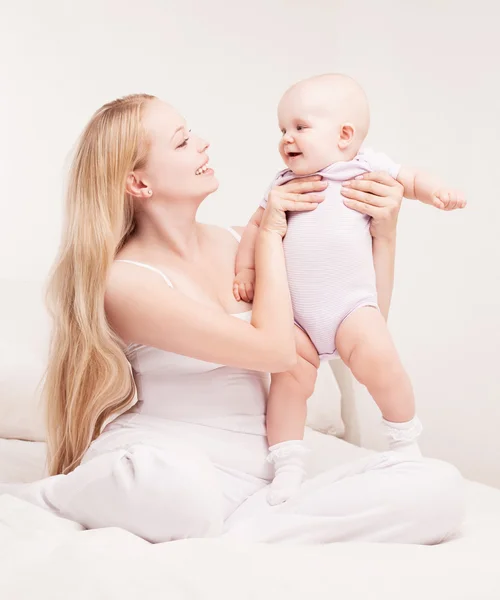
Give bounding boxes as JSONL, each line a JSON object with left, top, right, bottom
{"left": 202, "top": 223, "right": 245, "bottom": 240}
{"left": 105, "top": 258, "right": 154, "bottom": 312}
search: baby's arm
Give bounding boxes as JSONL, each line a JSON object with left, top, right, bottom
{"left": 233, "top": 206, "right": 265, "bottom": 302}
{"left": 397, "top": 166, "right": 466, "bottom": 211}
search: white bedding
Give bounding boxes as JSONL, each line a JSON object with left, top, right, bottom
{"left": 1, "top": 434, "right": 499, "bottom": 599}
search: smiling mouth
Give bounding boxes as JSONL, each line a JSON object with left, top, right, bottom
{"left": 195, "top": 161, "right": 210, "bottom": 175}
{"left": 287, "top": 152, "right": 302, "bottom": 158}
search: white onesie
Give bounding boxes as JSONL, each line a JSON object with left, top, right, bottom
{"left": 260, "top": 148, "right": 400, "bottom": 360}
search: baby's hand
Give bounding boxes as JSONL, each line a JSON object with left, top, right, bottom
{"left": 233, "top": 268, "right": 256, "bottom": 303}
{"left": 432, "top": 188, "right": 466, "bottom": 211}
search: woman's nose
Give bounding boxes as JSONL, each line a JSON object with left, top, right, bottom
{"left": 198, "top": 138, "right": 210, "bottom": 152}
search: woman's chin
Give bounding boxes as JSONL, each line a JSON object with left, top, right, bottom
{"left": 203, "top": 174, "right": 219, "bottom": 193}
{"left": 191, "top": 172, "right": 219, "bottom": 198}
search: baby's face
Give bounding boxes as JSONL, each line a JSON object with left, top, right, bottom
{"left": 278, "top": 89, "right": 341, "bottom": 175}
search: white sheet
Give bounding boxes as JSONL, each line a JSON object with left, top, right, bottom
{"left": 1, "top": 435, "right": 499, "bottom": 599}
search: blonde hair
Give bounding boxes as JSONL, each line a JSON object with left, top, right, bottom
{"left": 44, "top": 93, "right": 156, "bottom": 475}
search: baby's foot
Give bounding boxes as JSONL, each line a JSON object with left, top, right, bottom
{"left": 267, "top": 468, "right": 306, "bottom": 506}
{"left": 382, "top": 416, "right": 423, "bottom": 459}
{"left": 266, "top": 440, "right": 309, "bottom": 506}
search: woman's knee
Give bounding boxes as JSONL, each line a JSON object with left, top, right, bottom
{"left": 49, "top": 443, "right": 225, "bottom": 543}
{"left": 400, "top": 458, "right": 465, "bottom": 544}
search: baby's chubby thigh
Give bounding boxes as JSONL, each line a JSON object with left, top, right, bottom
{"left": 335, "top": 306, "right": 395, "bottom": 383}
{"left": 335, "top": 306, "right": 415, "bottom": 420}
{"left": 45, "top": 427, "right": 228, "bottom": 543}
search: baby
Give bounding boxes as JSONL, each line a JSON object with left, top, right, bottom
{"left": 234, "top": 73, "right": 466, "bottom": 505}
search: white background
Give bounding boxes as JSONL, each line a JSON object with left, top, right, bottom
{"left": 1, "top": 0, "right": 499, "bottom": 486}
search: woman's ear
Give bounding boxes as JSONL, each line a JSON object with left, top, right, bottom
{"left": 338, "top": 123, "right": 355, "bottom": 150}
{"left": 126, "top": 172, "right": 150, "bottom": 199}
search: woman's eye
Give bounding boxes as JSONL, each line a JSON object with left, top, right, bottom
{"left": 177, "top": 137, "right": 189, "bottom": 149}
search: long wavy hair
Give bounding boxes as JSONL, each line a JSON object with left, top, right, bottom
{"left": 44, "top": 93, "right": 156, "bottom": 475}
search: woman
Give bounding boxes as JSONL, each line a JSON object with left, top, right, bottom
{"left": 13, "top": 94, "right": 464, "bottom": 543}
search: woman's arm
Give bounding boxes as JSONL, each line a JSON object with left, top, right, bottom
{"left": 372, "top": 236, "right": 396, "bottom": 320}
{"left": 105, "top": 177, "right": 326, "bottom": 373}
{"left": 340, "top": 171, "right": 404, "bottom": 320}
{"left": 106, "top": 231, "right": 294, "bottom": 373}
{"left": 234, "top": 208, "right": 263, "bottom": 274}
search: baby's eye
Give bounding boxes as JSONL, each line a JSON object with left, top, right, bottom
{"left": 296, "top": 125, "right": 305, "bottom": 131}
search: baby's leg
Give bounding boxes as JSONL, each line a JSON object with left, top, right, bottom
{"left": 336, "top": 307, "right": 423, "bottom": 457}
{"left": 267, "top": 325, "right": 319, "bottom": 445}
{"left": 266, "top": 326, "right": 319, "bottom": 505}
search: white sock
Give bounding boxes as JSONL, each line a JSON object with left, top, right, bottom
{"left": 382, "top": 416, "right": 423, "bottom": 458}
{"left": 266, "top": 440, "right": 309, "bottom": 506}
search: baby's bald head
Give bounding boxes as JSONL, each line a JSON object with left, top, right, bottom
{"left": 277, "top": 73, "right": 370, "bottom": 174}
{"left": 283, "top": 74, "right": 370, "bottom": 139}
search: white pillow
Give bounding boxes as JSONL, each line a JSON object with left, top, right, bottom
{"left": 0, "top": 439, "right": 47, "bottom": 482}
{"left": 0, "top": 341, "right": 46, "bottom": 441}
{"left": 0, "top": 280, "right": 49, "bottom": 441}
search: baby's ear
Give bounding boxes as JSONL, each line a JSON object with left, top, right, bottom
{"left": 338, "top": 123, "right": 355, "bottom": 149}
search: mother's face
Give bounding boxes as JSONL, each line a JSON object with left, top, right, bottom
{"left": 140, "top": 99, "right": 218, "bottom": 201}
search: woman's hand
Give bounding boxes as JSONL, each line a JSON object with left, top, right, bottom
{"left": 260, "top": 176, "right": 327, "bottom": 238}
{"left": 340, "top": 171, "right": 404, "bottom": 241}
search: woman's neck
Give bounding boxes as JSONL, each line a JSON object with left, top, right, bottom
{"left": 133, "top": 200, "right": 203, "bottom": 260}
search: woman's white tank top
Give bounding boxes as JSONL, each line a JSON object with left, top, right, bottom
{"left": 109, "top": 228, "right": 269, "bottom": 437}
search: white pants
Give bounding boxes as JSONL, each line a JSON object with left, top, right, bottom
{"left": 5, "top": 425, "right": 464, "bottom": 545}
